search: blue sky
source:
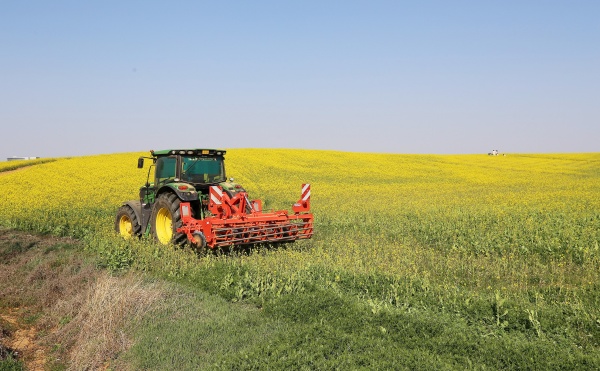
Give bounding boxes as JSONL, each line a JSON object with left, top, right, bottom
{"left": 1, "top": 1, "right": 598, "bottom": 160}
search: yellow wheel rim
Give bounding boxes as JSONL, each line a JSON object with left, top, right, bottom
{"left": 155, "top": 207, "right": 173, "bottom": 244}
{"left": 118, "top": 215, "right": 133, "bottom": 238}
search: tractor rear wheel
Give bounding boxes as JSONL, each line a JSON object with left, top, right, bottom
{"left": 115, "top": 205, "right": 141, "bottom": 239}
{"left": 150, "top": 193, "right": 187, "bottom": 245}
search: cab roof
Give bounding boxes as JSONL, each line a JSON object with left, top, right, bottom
{"left": 150, "top": 149, "right": 226, "bottom": 157}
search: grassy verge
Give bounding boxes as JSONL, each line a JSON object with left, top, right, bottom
{"left": 117, "top": 264, "right": 599, "bottom": 370}
{"left": 82, "top": 233, "right": 598, "bottom": 370}
{"left": 0, "top": 229, "right": 167, "bottom": 370}
{"left": 2, "top": 231, "right": 599, "bottom": 369}
{"left": 0, "top": 159, "right": 55, "bottom": 173}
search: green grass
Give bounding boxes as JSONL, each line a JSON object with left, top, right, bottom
{"left": 0, "top": 356, "right": 23, "bottom": 371}
{"left": 122, "top": 286, "right": 284, "bottom": 370}
{"left": 119, "top": 273, "right": 599, "bottom": 370}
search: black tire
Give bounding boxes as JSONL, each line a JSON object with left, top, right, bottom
{"left": 150, "top": 193, "right": 187, "bottom": 245}
{"left": 115, "top": 205, "right": 141, "bottom": 238}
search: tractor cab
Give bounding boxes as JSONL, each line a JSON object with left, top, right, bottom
{"left": 136, "top": 149, "right": 228, "bottom": 210}
{"left": 138, "top": 149, "right": 227, "bottom": 188}
{"left": 152, "top": 151, "right": 226, "bottom": 189}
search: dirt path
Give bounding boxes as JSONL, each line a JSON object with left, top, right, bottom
{"left": 0, "top": 165, "right": 34, "bottom": 176}
{"left": 0, "top": 229, "right": 88, "bottom": 369}
{"left": 0, "top": 309, "right": 47, "bottom": 370}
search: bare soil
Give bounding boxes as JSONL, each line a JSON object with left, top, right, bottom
{"left": 0, "top": 165, "right": 33, "bottom": 176}
{"left": 0, "top": 309, "right": 46, "bottom": 370}
{"left": 0, "top": 228, "right": 97, "bottom": 370}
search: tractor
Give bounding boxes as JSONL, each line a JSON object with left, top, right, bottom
{"left": 115, "top": 149, "right": 313, "bottom": 249}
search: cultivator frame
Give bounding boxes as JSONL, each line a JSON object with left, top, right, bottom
{"left": 178, "top": 184, "right": 313, "bottom": 248}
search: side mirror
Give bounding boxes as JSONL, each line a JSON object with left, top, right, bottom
{"left": 137, "top": 158, "right": 144, "bottom": 168}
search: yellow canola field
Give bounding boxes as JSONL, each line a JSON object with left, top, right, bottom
{"left": 0, "top": 150, "right": 599, "bottom": 295}
{"left": 2, "top": 150, "right": 597, "bottom": 212}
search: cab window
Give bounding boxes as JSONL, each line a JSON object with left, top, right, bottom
{"left": 155, "top": 156, "right": 177, "bottom": 185}
{"left": 181, "top": 157, "right": 225, "bottom": 183}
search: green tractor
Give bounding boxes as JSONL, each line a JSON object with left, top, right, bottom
{"left": 115, "top": 149, "right": 313, "bottom": 249}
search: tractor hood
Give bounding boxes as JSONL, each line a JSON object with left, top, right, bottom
{"left": 161, "top": 182, "right": 199, "bottom": 202}
{"left": 219, "top": 181, "right": 247, "bottom": 196}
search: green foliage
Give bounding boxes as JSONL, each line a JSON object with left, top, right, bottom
{"left": 123, "top": 286, "right": 284, "bottom": 370}
{"left": 86, "top": 234, "right": 134, "bottom": 271}
{"left": 125, "top": 281, "right": 600, "bottom": 370}
{"left": 0, "top": 356, "right": 24, "bottom": 371}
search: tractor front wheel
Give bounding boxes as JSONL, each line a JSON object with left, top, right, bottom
{"left": 115, "top": 205, "right": 141, "bottom": 239}
{"left": 150, "top": 193, "right": 187, "bottom": 245}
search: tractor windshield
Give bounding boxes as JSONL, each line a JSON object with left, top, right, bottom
{"left": 181, "top": 156, "right": 225, "bottom": 184}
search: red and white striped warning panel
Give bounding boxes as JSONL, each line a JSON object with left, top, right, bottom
{"left": 210, "top": 186, "right": 223, "bottom": 205}
{"left": 301, "top": 184, "right": 311, "bottom": 202}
